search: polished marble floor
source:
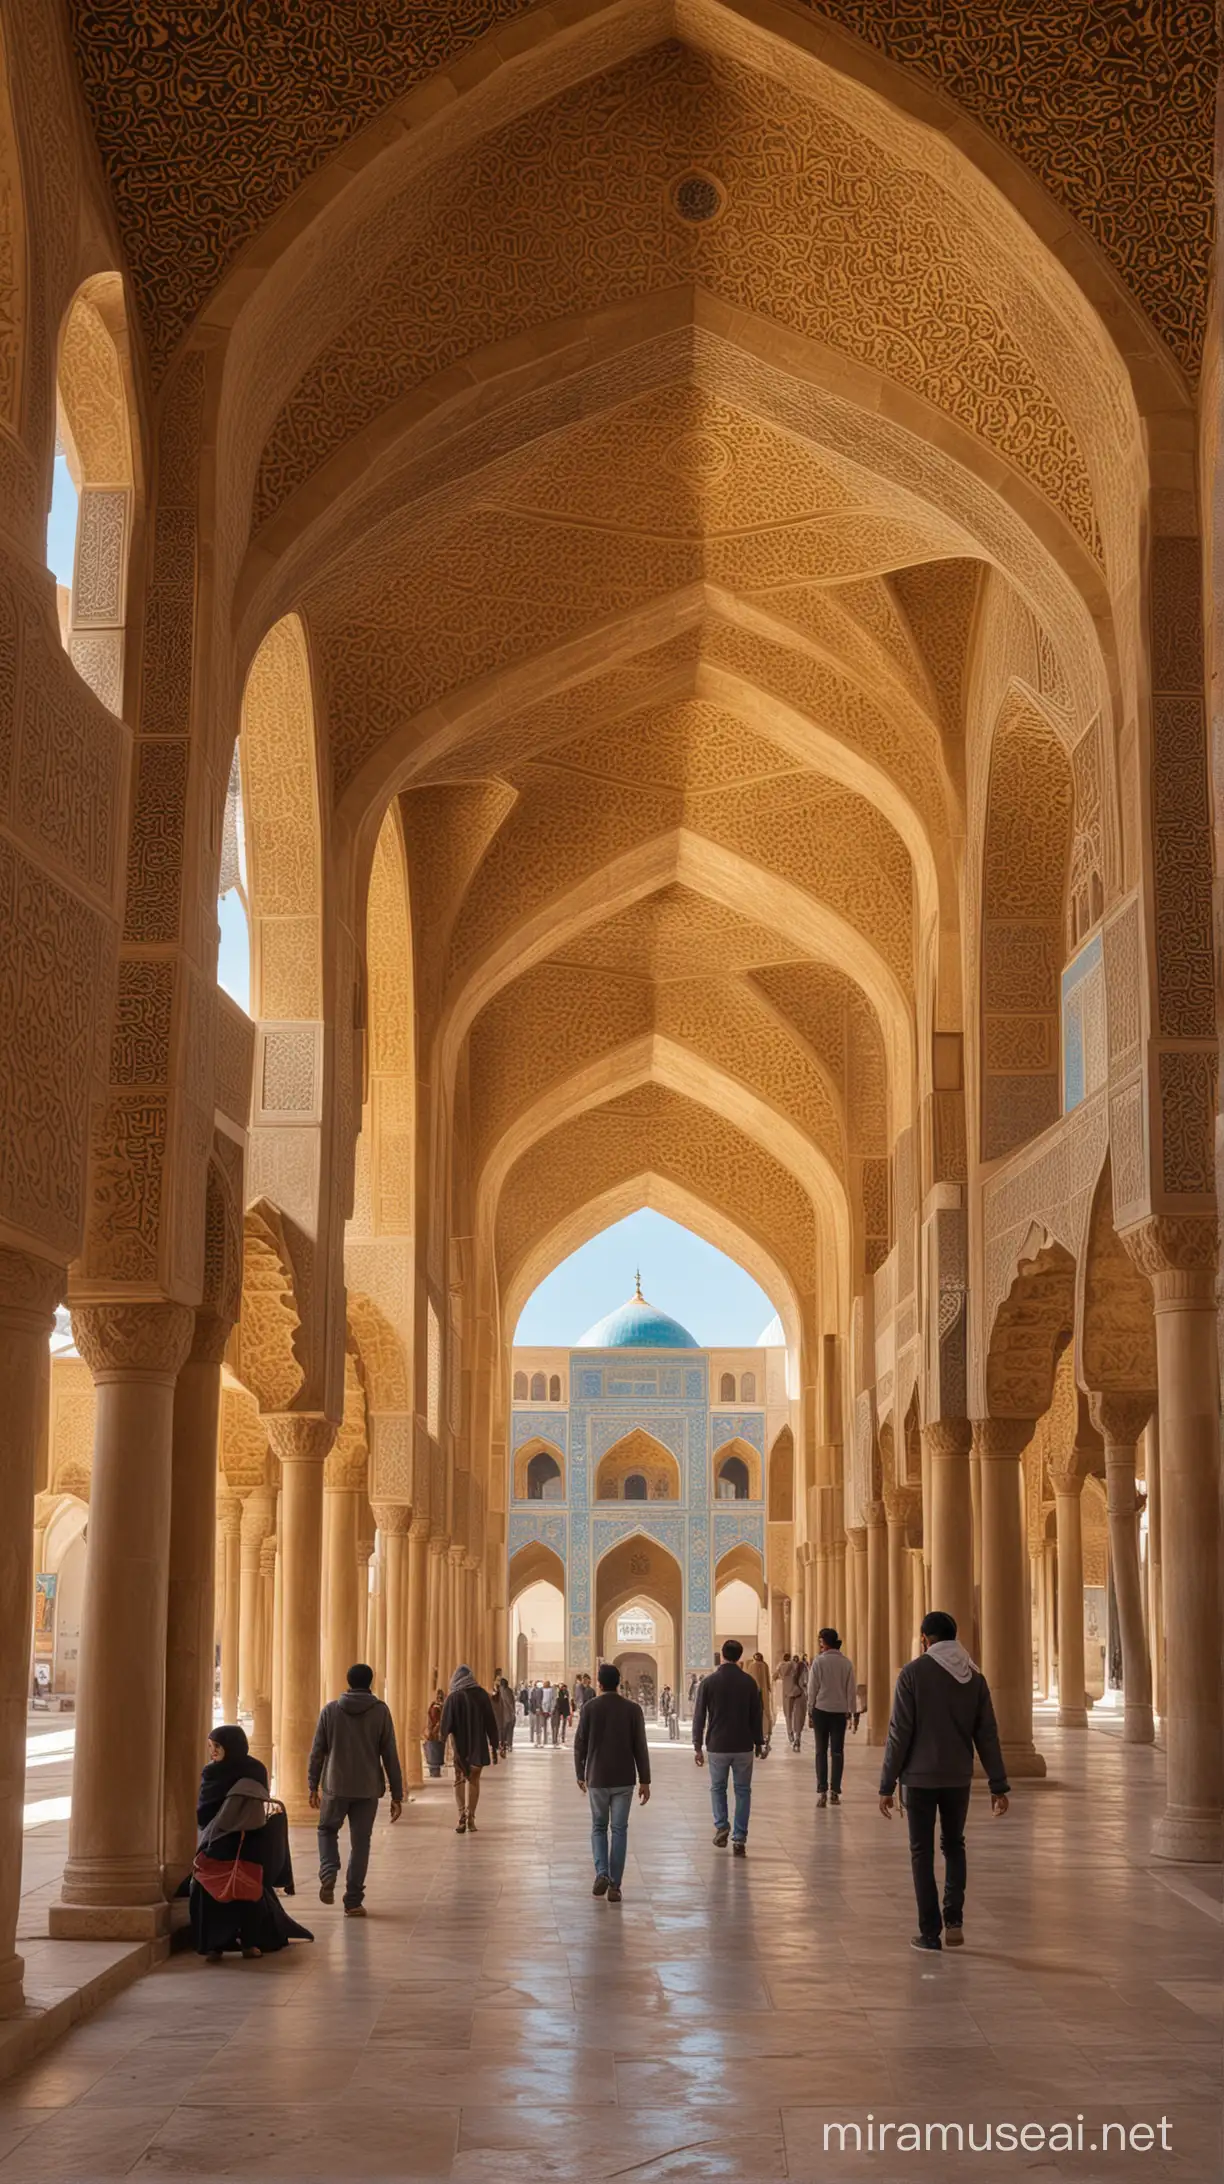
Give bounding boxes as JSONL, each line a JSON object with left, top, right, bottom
{"left": 1, "top": 1711, "right": 1219, "bottom": 2180}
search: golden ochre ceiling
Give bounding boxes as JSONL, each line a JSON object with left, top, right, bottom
{"left": 64, "top": 1, "right": 1212, "bottom": 378}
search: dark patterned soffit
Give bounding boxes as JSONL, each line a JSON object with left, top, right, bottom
{"left": 64, "top": 0, "right": 1213, "bottom": 380}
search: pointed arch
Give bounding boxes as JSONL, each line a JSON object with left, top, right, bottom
{"left": 594, "top": 1429, "right": 681, "bottom": 1504}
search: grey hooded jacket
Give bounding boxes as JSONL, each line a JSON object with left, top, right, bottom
{"left": 308, "top": 1690, "right": 403, "bottom": 1802}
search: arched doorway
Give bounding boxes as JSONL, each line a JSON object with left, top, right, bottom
{"left": 508, "top": 1541, "right": 566, "bottom": 1685}
{"left": 595, "top": 1535, "right": 683, "bottom": 1705}
{"left": 714, "top": 1544, "right": 766, "bottom": 1663}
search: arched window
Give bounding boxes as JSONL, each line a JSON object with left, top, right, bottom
{"left": 740, "top": 1372, "right": 756, "bottom": 1403}
{"left": 717, "top": 1455, "right": 751, "bottom": 1501}
{"left": 624, "top": 1474, "right": 647, "bottom": 1501}
{"left": 530, "top": 1371, "right": 547, "bottom": 1402}
{"left": 513, "top": 1371, "right": 528, "bottom": 1401}
{"left": 216, "top": 746, "right": 250, "bottom": 1010}
{"left": 719, "top": 1372, "right": 736, "bottom": 1403}
{"left": 548, "top": 1374, "right": 561, "bottom": 1403}
{"left": 526, "top": 1452, "right": 563, "bottom": 1501}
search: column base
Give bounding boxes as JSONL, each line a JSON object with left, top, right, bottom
{"left": 1152, "top": 1807, "right": 1224, "bottom": 1864}
{"left": 49, "top": 1901, "right": 171, "bottom": 1942}
{"left": 1000, "top": 1740, "right": 1047, "bottom": 1779}
{"left": 1057, "top": 1705, "right": 1090, "bottom": 1729}
{"left": 0, "top": 1953, "right": 25, "bottom": 2020}
{"left": 281, "top": 1791, "right": 315, "bottom": 1827}
{"left": 1122, "top": 1705, "right": 1155, "bottom": 1745}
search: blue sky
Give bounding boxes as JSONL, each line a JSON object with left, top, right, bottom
{"left": 514, "top": 1209, "right": 778, "bottom": 1346}
{"left": 46, "top": 453, "right": 77, "bottom": 585}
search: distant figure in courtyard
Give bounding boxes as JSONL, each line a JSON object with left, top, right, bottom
{"left": 687, "top": 1669, "right": 699, "bottom": 1704}
{"left": 807, "top": 1628, "right": 858, "bottom": 1806}
{"left": 660, "top": 1683, "right": 678, "bottom": 1739}
{"left": 774, "top": 1651, "right": 806, "bottom": 1751}
{"left": 879, "top": 1610, "right": 1009, "bottom": 1952}
{"left": 528, "top": 1679, "right": 545, "bottom": 1744}
{"left": 553, "top": 1682, "right": 572, "bottom": 1744}
{"left": 693, "top": 1638, "right": 764, "bottom": 1854}
{"left": 745, "top": 1650, "right": 774, "bottom": 1755}
{"left": 574, "top": 1660, "right": 651, "bottom": 1903}
{"left": 191, "top": 1724, "right": 312, "bottom": 1962}
{"left": 308, "top": 1664, "right": 403, "bottom": 1916}
{"left": 540, "top": 1679, "right": 557, "bottom": 1742}
{"left": 493, "top": 1675, "right": 517, "bottom": 1756}
{"left": 424, "top": 1687, "right": 446, "bottom": 1777}
{"left": 574, "top": 1672, "right": 593, "bottom": 1711}
{"left": 441, "top": 1664, "right": 500, "bottom": 1834}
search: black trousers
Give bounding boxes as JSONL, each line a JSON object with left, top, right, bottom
{"left": 904, "top": 1784, "right": 972, "bottom": 1938}
{"left": 811, "top": 1708, "right": 847, "bottom": 1793}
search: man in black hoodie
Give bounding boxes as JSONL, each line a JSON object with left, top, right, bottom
{"left": 692, "top": 1639, "right": 764, "bottom": 1853}
{"left": 879, "top": 1610, "right": 1010, "bottom": 1952}
{"left": 308, "top": 1663, "right": 403, "bottom": 1914}
{"left": 574, "top": 1661, "right": 651, "bottom": 1902}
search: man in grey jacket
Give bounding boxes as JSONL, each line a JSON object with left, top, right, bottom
{"left": 308, "top": 1663, "right": 403, "bottom": 1915}
{"left": 879, "top": 1611, "right": 1009, "bottom": 1952}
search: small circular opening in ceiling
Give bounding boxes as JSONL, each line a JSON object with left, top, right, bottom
{"left": 671, "top": 172, "right": 724, "bottom": 224}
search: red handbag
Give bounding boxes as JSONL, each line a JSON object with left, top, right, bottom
{"left": 192, "top": 1836, "right": 263, "bottom": 1903}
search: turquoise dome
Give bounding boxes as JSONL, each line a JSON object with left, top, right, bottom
{"left": 578, "top": 1279, "right": 697, "bottom": 1350}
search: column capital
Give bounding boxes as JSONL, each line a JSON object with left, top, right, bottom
{"left": 410, "top": 1514, "right": 432, "bottom": 1542}
{"left": 1122, "top": 1215, "right": 1218, "bottom": 1306}
{"left": 429, "top": 1533, "right": 450, "bottom": 1558}
{"left": 372, "top": 1502, "right": 412, "bottom": 1536}
{"left": 1088, "top": 1390, "right": 1155, "bottom": 1448}
{"left": 921, "top": 1418, "right": 972, "bottom": 1460}
{"left": 845, "top": 1525, "right": 867, "bottom": 1550}
{"left": 73, "top": 1300, "right": 194, "bottom": 1383}
{"left": 0, "top": 1246, "right": 63, "bottom": 1331}
{"left": 883, "top": 1484, "right": 922, "bottom": 1532}
{"left": 863, "top": 1498, "right": 886, "bottom": 1528}
{"left": 264, "top": 1413, "right": 336, "bottom": 1466}
{"left": 216, "top": 1489, "right": 242, "bottom": 1537}
{"left": 972, "top": 1416, "right": 1033, "bottom": 1461}
{"left": 447, "top": 1542, "right": 467, "bottom": 1567}
{"left": 188, "top": 1306, "right": 232, "bottom": 1367}
{"left": 1048, "top": 1455, "right": 1088, "bottom": 1496}
{"left": 259, "top": 1533, "right": 278, "bottom": 1581}
{"left": 239, "top": 1487, "right": 275, "bottom": 1563}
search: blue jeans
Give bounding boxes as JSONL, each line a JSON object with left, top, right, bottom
{"left": 588, "top": 1785, "right": 633, "bottom": 1885}
{"left": 708, "top": 1750, "right": 754, "bottom": 1842}
{"left": 317, "top": 1794, "right": 378, "bottom": 1907}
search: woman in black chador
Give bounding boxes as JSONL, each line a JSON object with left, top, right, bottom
{"left": 189, "top": 1724, "right": 313, "bottom": 1961}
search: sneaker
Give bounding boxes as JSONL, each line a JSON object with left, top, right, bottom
{"left": 319, "top": 1879, "right": 335, "bottom": 1905}
{"left": 910, "top": 1933, "right": 941, "bottom": 1952}
{"left": 815, "top": 1791, "right": 827, "bottom": 1808}
{"left": 607, "top": 1884, "right": 623, "bottom": 1903}
{"left": 592, "top": 1875, "right": 609, "bottom": 1896}
{"left": 732, "top": 1842, "right": 747, "bottom": 1857}
{"left": 713, "top": 1826, "right": 730, "bottom": 1848}
{"left": 943, "top": 1924, "right": 964, "bottom": 1947}
{"left": 344, "top": 1904, "right": 367, "bottom": 1918}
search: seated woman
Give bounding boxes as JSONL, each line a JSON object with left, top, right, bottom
{"left": 190, "top": 1724, "right": 313, "bottom": 1962}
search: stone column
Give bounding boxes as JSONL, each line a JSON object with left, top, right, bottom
{"left": 404, "top": 1519, "right": 431, "bottom": 1786}
{"left": 1030, "top": 1552, "right": 1049, "bottom": 1698}
{"left": 0, "top": 1251, "right": 62, "bottom": 2012}
{"left": 923, "top": 1419, "right": 974, "bottom": 1643}
{"left": 321, "top": 1482, "right": 362, "bottom": 1699}
{"left": 973, "top": 1418, "right": 1046, "bottom": 1778}
{"left": 846, "top": 1526, "right": 867, "bottom": 1704}
{"left": 357, "top": 1529, "right": 374, "bottom": 1670}
{"left": 1123, "top": 1220, "right": 1221, "bottom": 1858}
{"left": 162, "top": 1311, "right": 227, "bottom": 1895}
{"left": 54, "top": 1301, "right": 194, "bottom": 1936}
{"left": 239, "top": 1488, "right": 274, "bottom": 1719}
{"left": 884, "top": 1487, "right": 921, "bottom": 1682}
{"left": 254, "top": 1532, "right": 276, "bottom": 1765}
{"left": 908, "top": 1545, "right": 926, "bottom": 1661}
{"left": 1144, "top": 1416, "right": 1165, "bottom": 1718}
{"left": 864, "top": 1501, "right": 890, "bottom": 1745}
{"left": 368, "top": 1533, "right": 386, "bottom": 1693}
{"left": 271, "top": 1500, "right": 283, "bottom": 1780}
{"left": 374, "top": 1505, "right": 411, "bottom": 1762}
{"left": 427, "top": 1537, "right": 447, "bottom": 1688}
{"left": 1050, "top": 1466, "right": 1088, "bottom": 1726}
{"left": 216, "top": 1490, "right": 241, "bottom": 1721}
{"left": 265, "top": 1416, "right": 335, "bottom": 1824}
{"left": 448, "top": 1544, "right": 467, "bottom": 1671}
{"left": 1089, "top": 1393, "right": 1155, "bottom": 1745}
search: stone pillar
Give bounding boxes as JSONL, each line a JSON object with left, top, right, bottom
{"left": 908, "top": 1545, "right": 926, "bottom": 1661}
{"left": 792, "top": 1554, "right": 808, "bottom": 1663}
{"left": 427, "top": 1537, "right": 447, "bottom": 1688}
{"left": 254, "top": 1532, "right": 276, "bottom": 1766}
{"left": 405, "top": 1520, "right": 431, "bottom": 1786}
{"left": 265, "top": 1416, "right": 335, "bottom": 1825}
{"left": 448, "top": 1545, "right": 467, "bottom": 1671}
{"left": 321, "top": 1483, "right": 362, "bottom": 1699}
{"left": 239, "top": 1488, "right": 274, "bottom": 1719}
{"left": 357, "top": 1530, "right": 374, "bottom": 1670}
{"left": 162, "top": 1312, "right": 227, "bottom": 1895}
{"left": 973, "top": 1418, "right": 1046, "bottom": 1778}
{"left": 1144, "top": 1416, "right": 1166, "bottom": 1718}
{"left": 216, "top": 1490, "right": 241, "bottom": 1722}
{"left": 884, "top": 1487, "right": 920, "bottom": 1681}
{"left": 864, "top": 1501, "right": 890, "bottom": 1745}
{"left": 1050, "top": 1469, "right": 1088, "bottom": 1726}
{"left": 369, "top": 1533, "right": 386, "bottom": 1694}
{"left": 271, "top": 1502, "right": 284, "bottom": 1782}
{"left": 846, "top": 1526, "right": 867, "bottom": 1705}
{"left": 1089, "top": 1393, "right": 1155, "bottom": 1745}
{"left": 924, "top": 1420, "right": 974, "bottom": 1644}
{"left": 0, "top": 1251, "right": 61, "bottom": 2012}
{"left": 1123, "top": 1221, "right": 1221, "bottom": 1858}
{"left": 54, "top": 1301, "right": 194, "bottom": 1936}
{"left": 1030, "top": 1552, "right": 1049, "bottom": 1698}
{"left": 374, "top": 1505, "right": 411, "bottom": 1764}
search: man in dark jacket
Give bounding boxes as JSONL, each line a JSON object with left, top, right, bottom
{"left": 574, "top": 1661, "right": 651, "bottom": 1903}
{"left": 308, "top": 1663, "right": 403, "bottom": 1914}
{"left": 879, "top": 1610, "right": 1010, "bottom": 1951}
{"left": 440, "top": 1665, "right": 500, "bottom": 1834}
{"left": 693, "top": 1639, "right": 764, "bottom": 1853}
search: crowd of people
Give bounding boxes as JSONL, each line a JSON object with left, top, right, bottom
{"left": 188, "top": 1611, "right": 1009, "bottom": 1959}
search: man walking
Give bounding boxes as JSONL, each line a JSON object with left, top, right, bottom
{"left": 441, "top": 1663, "right": 500, "bottom": 1833}
{"left": 540, "top": 1678, "right": 557, "bottom": 1744}
{"left": 807, "top": 1627, "right": 858, "bottom": 1806}
{"left": 774, "top": 1651, "right": 806, "bottom": 1750}
{"left": 879, "top": 1610, "right": 1010, "bottom": 1951}
{"left": 574, "top": 1661, "right": 650, "bottom": 1903}
{"left": 528, "top": 1679, "right": 545, "bottom": 1744}
{"left": 308, "top": 1663, "right": 403, "bottom": 1915}
{"left": 745, "top": 1649, "right": 774, "bottom": 1755}
{"left": 693, "top": 1639, "right": 764, "bottom": 1854}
